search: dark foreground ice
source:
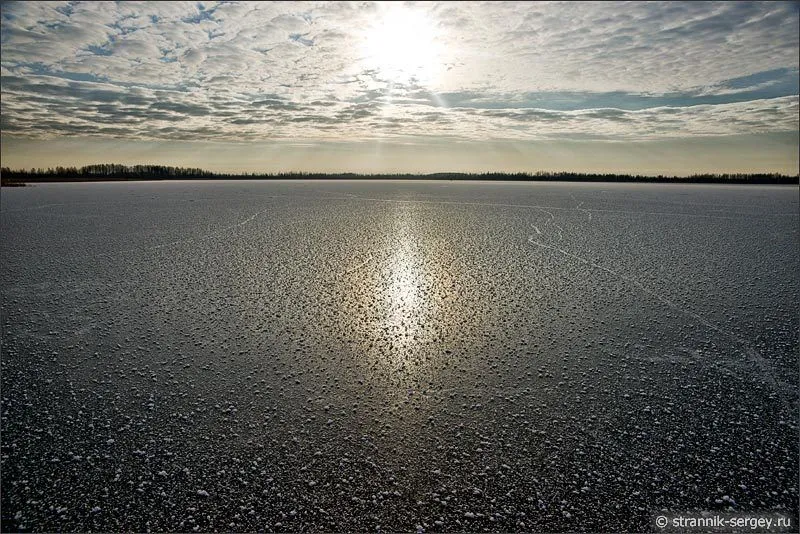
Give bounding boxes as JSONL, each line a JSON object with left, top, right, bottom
{"left": 1, "top": 180, "right": 798, "bottom": 532}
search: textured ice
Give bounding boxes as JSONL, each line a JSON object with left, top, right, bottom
{"left": 1, "top": 180, "right": 798, "bottom": 532}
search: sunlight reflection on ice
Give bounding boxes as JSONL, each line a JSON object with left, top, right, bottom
{"left": 372, "top": 208, "right": 439, "bottom": 378}
{"left": 382, "top": 217, "right": 427, "bottom": 344}
{"left": 385, "top": 241, "right": 422, "bottom": 329}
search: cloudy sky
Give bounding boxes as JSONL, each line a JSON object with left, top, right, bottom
{"left": 1, "top": 1, "right": 798, "bottom": 174}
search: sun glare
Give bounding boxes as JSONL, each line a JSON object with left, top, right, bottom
{"left": 361, "top": 5, "right": 444, "bottom": 85}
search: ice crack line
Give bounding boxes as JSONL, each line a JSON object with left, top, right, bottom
{"left": 526, "top": 235, "right": 790, "bottom": 402}
{"left": 576, "top": 201, "right": 592, "bottom": 221}
{"left": 150, "top": 205, "right": 270, "bottom": 250}
{"left": 342, "top": 252, "right": 375, "bottom": 276}
{"left": 328, "top": 193, "right": 788, "bottom": 220}
{"left": 534, "top": 208, "right": 564, "bottom": 241}
{"left": 570, "top": 192, "right": 593, "bottom": 221}
{"left": 2, "top": 202, "right": 68, "bottom": 213}
{"left": 337, "top": 245, "right": 398, "bottom": 278}
{"left": 95, "top": 205, "right": 273, "bottom": 258}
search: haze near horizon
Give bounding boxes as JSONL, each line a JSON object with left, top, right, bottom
{"left": 1, "top": 1, "right": 798, "bottom": 174}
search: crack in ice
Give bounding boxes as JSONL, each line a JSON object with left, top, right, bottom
{"left": 526, "top": 235, "right": 792, "bottom": 403}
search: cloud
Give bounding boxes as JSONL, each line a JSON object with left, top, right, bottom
{"left": 0, "top": 1, "right": 797, "bottom": 144}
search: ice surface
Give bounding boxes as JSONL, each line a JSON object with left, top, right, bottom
{"left": 1, "top": 180, "right": 798, "bottom": 531}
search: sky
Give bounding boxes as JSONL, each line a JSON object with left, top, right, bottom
{"left": 1, "top": 0, "right": 798, "bottom": 175}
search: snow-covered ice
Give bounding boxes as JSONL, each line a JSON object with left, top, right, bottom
{"left": 1, "top": 180, "right": 797, "bottom": 532}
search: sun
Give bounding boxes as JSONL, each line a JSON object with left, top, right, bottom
{"left": 360, "top": 4, "right": 444, "bottom": 85}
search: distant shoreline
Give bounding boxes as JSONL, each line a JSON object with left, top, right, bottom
{"left": 2, "top": 165, "right": 798, "bottom": 186}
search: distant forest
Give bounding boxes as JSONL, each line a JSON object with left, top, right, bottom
{"left": 1, "top": 164, "right": 798, "bottom": 185}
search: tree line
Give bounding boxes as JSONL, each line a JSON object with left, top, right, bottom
{"left": 1, "top": 164, "right": 797, "bottom": 185}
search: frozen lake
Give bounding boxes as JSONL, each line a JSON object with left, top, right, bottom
{"left": 1, "top": 180, "right": 798, "bottom": 532}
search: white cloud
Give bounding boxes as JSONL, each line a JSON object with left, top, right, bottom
{"left": 1, "top": 1, "right": 798, "bottom": 143}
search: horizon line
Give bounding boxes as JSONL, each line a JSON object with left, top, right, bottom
{"left": 2, "top": 164, "right": 799, "bottom": 179}
{"left": 2, "top": 164, "right": 798, "bottom": 186}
